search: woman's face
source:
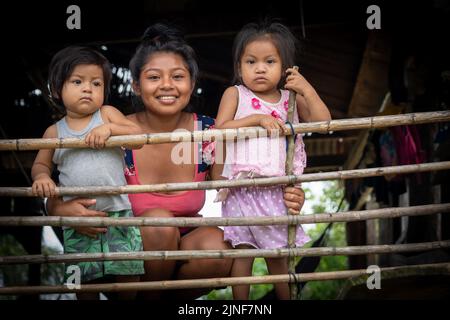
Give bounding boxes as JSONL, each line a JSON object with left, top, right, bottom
{"left": 133, "top": 52, "right": 193, "bottom": 116}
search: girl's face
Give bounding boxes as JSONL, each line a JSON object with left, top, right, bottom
{"left": 133, "top": 52, "right": 193, "bottom": 116}
{"left": 61, "top": 64, "right": 105, "bottom": 118}
{"left": 239, "top": 38, "right": 282, "bottom": 95}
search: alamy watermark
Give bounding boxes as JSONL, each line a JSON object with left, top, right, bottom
{"left": 66, "top": 5, "right": 81, "bottom": 30}
{"left": 65, "top": 265, "right": 81, "bottom": 289}
{"left": 366, "top": 265, "right": 381, "bottom": 290}
{"left": 367, "top": 5, "right": 381, "bottom": 30}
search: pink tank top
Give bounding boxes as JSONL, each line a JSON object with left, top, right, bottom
{"left": 222, "top": 85, "right": 307, "bottom": 179}
{"left": 124, "top": 114, "right": 216, "bottom": 232}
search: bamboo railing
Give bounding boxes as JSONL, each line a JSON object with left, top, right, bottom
{"left": 1, "top": 241, "right": 448, "bottom": 265}
{"left": 0, "top": 111, "right": 449, "bottom": 151}
{"left": 1, "top": 161, "right": 449, "bottom": 197}
{"left": 1, "top": 203, "right": 449, "bottom": 227}
{"left": 0, "top": 111, "right": 449, "bottom": 299}
{"left": 0, "top": 262, "right": 448, "bottom": 295}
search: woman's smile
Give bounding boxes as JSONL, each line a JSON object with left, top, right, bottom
{"left": 135, "top": 52, "right": 193, "bottom": 114}
{"left": 156, "top": 95, "right": 178, "bottom": 104}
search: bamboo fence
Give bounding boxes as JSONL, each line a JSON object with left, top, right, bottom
{"left": 0, "top": 111, "right": 449, "bottom": 151}
{"left": 285, "top": 67, "right": 299, "bottom": 299}
{"left": 0, "top": 111, "right": 449, "bottom": 298}
{"left": 0, "top": 262, "right": 448, "bottom": 295}
{"left": 1, "top": 241, "right": 448, "bottom": 265}
{"left": 1, "top": 161, "right": 449, "bottom": 197}
{"left": 1, "top": 203, "right": 449, "bottom": 227}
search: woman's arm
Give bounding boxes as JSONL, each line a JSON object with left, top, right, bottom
{"left": 47, "top": 197, "right": 108, "bottom": 238}
{"left": 209, "top": 162, "right": 225, "bottom": 181}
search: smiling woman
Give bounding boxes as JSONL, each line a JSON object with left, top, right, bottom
{"left": 131, "top": 52, "right": 194, "bottom": 117}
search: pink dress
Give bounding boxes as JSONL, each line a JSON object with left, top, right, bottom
{"left": 221, "top": 85, "right": 311, "bottom": 249}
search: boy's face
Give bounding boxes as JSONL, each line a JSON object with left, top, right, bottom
{"left": 239, "top": 38, "right": 282, "bottom": 96}
{"left": 61, "top": 64, "right": 105, "bottom": 118}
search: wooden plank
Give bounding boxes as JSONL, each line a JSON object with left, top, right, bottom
{"left": 347, "top": 31, "right": 391, "bottom": 117}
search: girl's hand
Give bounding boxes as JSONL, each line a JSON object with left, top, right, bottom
{"left": 85, "top": 124, "right": 112, "bottom": 149}
{"left": 32, "top": 176, "right": 56, "bottom": 198}
{"left": 50, "top": 198, "right": 108, "bottom": 238}
{"left": 284, "top": 67, "right": 313, "bottom": 97}
{"left": 283, "top": 186, "right": 305, "bottom": 215}
{"left": 259, "top": 115, "right": 289, "bottom": 136}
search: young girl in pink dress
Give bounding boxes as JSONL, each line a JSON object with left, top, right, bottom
{"left": 215, "top": 21, "right": 331, "bottom": 300}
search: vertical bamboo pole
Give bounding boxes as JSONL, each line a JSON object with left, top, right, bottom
{"left": 285, "top": 66, "right": 299, "bottom": 300}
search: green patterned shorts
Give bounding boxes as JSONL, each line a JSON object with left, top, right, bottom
{"left": 63, "top": 209, "right": 144, "bottom": 283}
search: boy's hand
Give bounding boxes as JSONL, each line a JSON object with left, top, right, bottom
{"left": 85, "top": 124, "right": 112, "bottom": 149}
{"left": 32, "top": 176, "right": 56, "bottom": 198}
{"left": 259, "top": 115, "right": 288, "bottom": 136}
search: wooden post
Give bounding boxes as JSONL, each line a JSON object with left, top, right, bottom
{"left": 285, "top": 66, "right": 299, "bottom": 300}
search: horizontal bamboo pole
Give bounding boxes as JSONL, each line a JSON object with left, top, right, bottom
{"left": 2, "top": 203, "right": 450, "bottom": 227}
{"left": 0, "top": 262, "right": 448, "bottom": 295}
{"left": 1, "top": 161, "right": 449, "bottom": 197}
{"left": 0, "top": 203, "right": 449, "bottom": 228}
{"left": 1, "top": 241, "right": 448, "bottom": 265}
{"left": 0, "top": 111, "right": 449, "bottom": 151}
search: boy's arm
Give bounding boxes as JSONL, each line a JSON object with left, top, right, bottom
{"left": 100, "top": 105, "right": 142, "bottom": 136}
{"left": 31, "top": 125, "right": 56, "bottom": 197}
{"left": 86, "top": 105, "right": 142, "bottom": 148}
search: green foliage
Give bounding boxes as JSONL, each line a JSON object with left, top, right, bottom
{"left": 0, "top": 235, "right": 29, "bottom": 300}
{"left": 41, "top": 248, "right": 65, "bottom": 286}
{"left": 0, "top": 233, "right": 65, "bottom": 300}
{"left": 300, "top": 222, "right": 348, "bottom": 300}
{"left": 249, "top": 258, "right": 273, "bottom": 300}
{"left": 205, "top": 180, "right": 349, "bottom": 300}
{"left": 203, "top": 258, "right": 272, "bottom": 300}
{"left": 310, "top": 180, "right": 346, "bottom": 213}
{"left": 300, "top": 180, "right": 349, "bottom": 300}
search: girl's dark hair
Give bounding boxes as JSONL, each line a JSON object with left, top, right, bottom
{"left": 48, "top": 46, "right": 112, "bottom": 108}
{"left": 232, "top": 21, "right": 299, "bottom": 88}
{"left": 129, "top": 23, "right": 199, "bottom": 86}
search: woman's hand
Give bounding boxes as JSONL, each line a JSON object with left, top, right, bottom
{"left": 283, "top": 186, "right": 305, "bottom": 214}
{"left": 48, "top": 197, "right": 108, "bottom": 238}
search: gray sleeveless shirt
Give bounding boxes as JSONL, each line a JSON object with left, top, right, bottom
{"left": 53, "top": 109, "right": 131, "bottom": 212}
